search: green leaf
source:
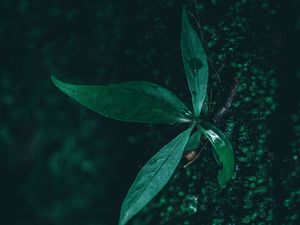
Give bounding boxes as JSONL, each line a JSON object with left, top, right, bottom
{"left": 202, "top": 94, "right": 209, "bottom": 116}
{"left": 119, "top": 127, "right": 193, "bottom": 225}
{"left": 181, "top": 8, "right": 209, "bottom": 117}
{"left": 52, "top": 76, "right": 192, "bottom": 124}
{"left": 184, "top": 128, "right": 201, "bottom": 151}
{"left": 200, "top": 123, "right": 234, "bottom": 187}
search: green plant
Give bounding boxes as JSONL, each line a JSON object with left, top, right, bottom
{"left": 52, "top": 8, "right": 234, "bottom": 225}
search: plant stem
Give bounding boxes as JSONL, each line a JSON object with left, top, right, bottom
{"left": 213, "top": 77, "right": 239, "bottom": 123}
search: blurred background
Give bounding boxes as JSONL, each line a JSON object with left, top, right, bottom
{"left": 0, "top": 0, "right": 299, "bottom": 225}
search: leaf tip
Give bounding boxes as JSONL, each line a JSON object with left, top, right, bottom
{"left": 217, "top": 164, "right": 234, "bottom": 188}
{"left": 182, "top": 6, "right": 188, "bottom": 22}
{"left": 217, "top": 177, "right": 227, "bottom": 188}
{"left": 182, "top": 5, "right": 188, "bottom": 14}
{"left": 51, "top": 75, "right": 62, "bottom": 88}
{"left": 51, "top": 75, "right": 72, "bottom": 95}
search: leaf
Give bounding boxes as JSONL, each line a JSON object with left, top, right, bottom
{"left": 200, "top": 123, "right": 234, "bottom": 187}
{"left": 181, "top": 7, "right": 209, "bottom": 117}
{"left": 184, "top": 128, "right": 202, "bottom": 151}
{"left": 119, "top": 127, "right": 193, "bottom": 225}
{"left": 202, "top": 94, "right": 209, "bottom": 116}
{"left": 52, "top": 76, "right": 192, "bottom": 124}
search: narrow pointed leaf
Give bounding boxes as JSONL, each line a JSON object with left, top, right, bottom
{"left": 52, "top": 76, "right": 192, "bottom": 123}
{"left": 119, "top": 127, "right": 193, "bottom": 225}
{"left": 181, "top": 8, "right": 209, "bottom": 117}
{"left": 200, "top": 123, "right": 234, "bottom": 187}
{"left": 184, "top": 128, "right": 202, "bottom": 151}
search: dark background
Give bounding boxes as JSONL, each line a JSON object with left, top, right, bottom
{"left": 0, "top": 0, "right": 299, "bottom": 224}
